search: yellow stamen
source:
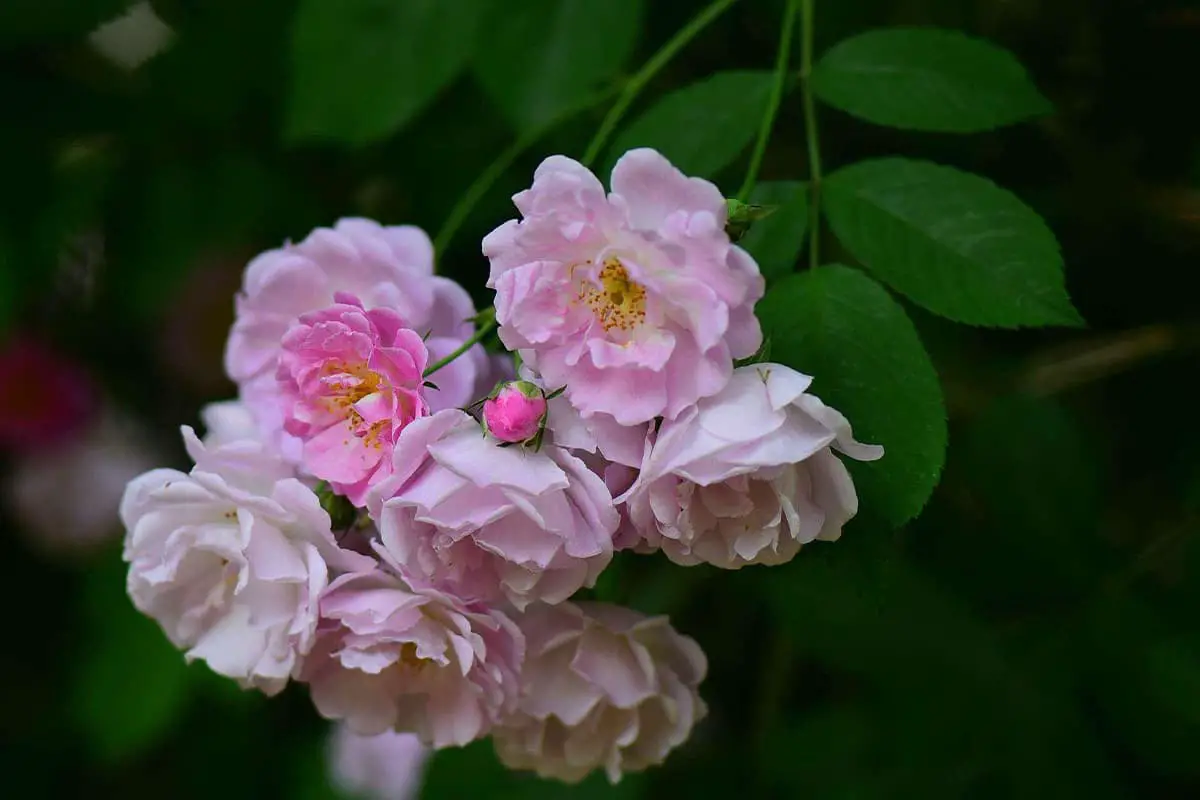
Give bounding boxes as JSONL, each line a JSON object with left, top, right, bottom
{"left": 577, "top": 258, "right": 646, "bottom": 333}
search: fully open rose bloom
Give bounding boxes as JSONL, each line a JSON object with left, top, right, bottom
{"left": 120, "top": 424, "right": 371, "bottom": 694}
{"left": 369, "top": 410, "right": 618, "bottom": 610}
{"left": 484, "top": 148, "right": 764, "bottom": 428}
{"left": 299, "top": 565, "right": 523, "bottom": 748}
{"left": 493, "top": 601, "right": 707, "bottom": 784}
{"left": 328, "top": 726, "right": 430, "bottom": 800}
{"left": 620, "top": 364, "right": 883, "bottom": 568}
{"left": 225, "top": 218, "right": 490, "bottom": 459}
{"left": 277, "top": 293, "right": 429, "bottom": 506}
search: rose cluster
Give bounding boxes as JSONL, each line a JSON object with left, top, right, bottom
{"left": 119, "top": 149, "right": 881, "bottom": 786}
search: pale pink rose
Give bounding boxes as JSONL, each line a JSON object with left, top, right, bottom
{"left": 516, "top": 363, "right": 646, "bottom": 468}
{"left": 543, "top": 388, "right": 647, "bottom": 469}
{"left": 328, "top": 726, "right": 430, "bottom": 800}
{"left": 484, "top": 148, "right": 764, "bottom": 426}
{"left": 225, "top": 219, "right": 489, "bottom": 459}
{"left": 299, "top": 566, "right": 523, "bottom": 748}
{"left": 574, "top": 450, "right": 646, "bottom": 553}
{"left": 483, "top": 380, "right": 547, "bottom": 443}
{"left": 493, "top": 601, "right": 707, "bottom": 784}
{"left": 120, "top": 425, "right": 371, "bottom": 695}
{"left": 620, "top": 364, "right": 883, "bottom": 568}
{"left": 369, "top": 410, "right": 618, "bottom": 610}
{"left": 276, "top": 293, "right": 429, "bottom": 507}
{"left": 199, "top": 400, "right": 261, "bottom": 448}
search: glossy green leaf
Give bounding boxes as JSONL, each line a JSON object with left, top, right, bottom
{"left": 823, "top": 158, "right": 1083, "bottom": 327}
{"left": 757, "top": 265, "right": 947, "bottom": 525}
{"left": 473, "top": 0, "right": 641, "bottom": 132}
{"left": 739, "top": 181, "right": 809, "bottom": 282}
{"left": 606, "top": 71, "right": 776, "bottom": 179}
{"left": 812, "top": 27, "right": 1052, "bottom": 133}
{"left": 287, "top": 0, "right": 485, "bottom": 145}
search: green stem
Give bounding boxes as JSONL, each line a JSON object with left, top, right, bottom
{"left": 737, "top": 0, "right": 800, "bottom": 201}
{"left": 800, "top": 0, "right": 821, "bottom": 270}
{"left": 423, "top": 310, "right": 497, "bottom": 378}
{"left": 433, "top": 88, "right": 620, "bottom": 261}
{"left": 580, "top": 0, "right": 741, "bottom": 168}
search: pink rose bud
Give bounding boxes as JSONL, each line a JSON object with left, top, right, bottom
{"left": 483, "top": 380, "right": 547, "bottom": 444}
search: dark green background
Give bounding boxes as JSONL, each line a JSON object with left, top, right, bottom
{"left": 1, "top": 0, "right": 1199, "bottom": 797}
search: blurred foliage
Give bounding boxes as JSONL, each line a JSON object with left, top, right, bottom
{"left": 1, "top": 0, "right": 1200, "bottom": 798}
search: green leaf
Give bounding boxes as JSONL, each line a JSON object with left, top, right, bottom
{"left": 823, "top": 158, "right": 1083, "bottom": 328}
{"left": 473, "top": 0, "right": 641, "bottom": 133}
{"left": 961, "top": 394, "right": 1101, "bottom": 541}
{"left": 739, "top": 181, "right": 809, "bottom": 282}
{"left": 287, "top": 0, "right": 485, "bottom": 145}
{"left": 606, "top": 71, "right": 776, "bottom": 179}
{"left": 811, "top": 27, "right": 1053, "bottom": 133}
{"left": 72, "top": 551, "right": 192, "bottom": 764}
{"left": 934, "top": 393, "right": 1106, "bottom": 607}
{"left": 757, "top": 265, "right": 947, "bottom": 525}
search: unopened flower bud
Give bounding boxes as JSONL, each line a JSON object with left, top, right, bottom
{"left": 482, "top": 381, "right": 547, "bottom": 444}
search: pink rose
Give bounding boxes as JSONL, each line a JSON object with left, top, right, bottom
{"left": 277, "top": 293, "right": 429, "bottom": 506}
{"left": 483, "top": 148, "right": 764, "bottom": 427}
{"left": 574, "top": 449, "right": 647, "bottom": 553}
{"left": 120, "top": 425, "right": 371, "bottom": 695}
{"left": 483, "top": 380, "right": 547, "bottom": 444}
{"left": 225, "top": 219, "right": 491, "bottom": 459}
{"left": 328, "top": 726, "right": 430, "bottom": 800}
{"left": 369, "top": 410, "right": 618, "bottom": 610}
{"left": 520, "top": 364, "right": 647, "bottom": 468}
{"left": 300, "top": 567, "right": 523, "bottom": 748}
{"left": 493, "top": 601, "right": 707, "bottom": 784}
{"left": 620, "top": 364, "right": 883, "bottom": 568}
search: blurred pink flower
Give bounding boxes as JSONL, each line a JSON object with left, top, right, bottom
{"left": 369, "top": 410, "right": 618, "bottom": 610}
{"left": 300, "top": 566, "right": 523, "bottom": 748}
{"left": 277, "top": 293, "right": 429, "bottom": 506}
{"left": 120, "top": 424, "right": 371, "bottom": 695}
{"left": 484, "top": 148, "right": 764, "bottom": 426}
{"left": 0, "top": 336, "right": 96, "bottom": 452}
{"left": 6, "top": 410, "right": 161, "bottom": 556}
{"left": 493, "top": 601, "right": 707, "bottom": 784}
{"left": 225, "top": 219, "right": 490, "bottom": 460}
{"left": 328, "top": 726, "right": 430, "bottom": 800}
{"left": 621, "top": 364, "right": 883, "bottom": 568}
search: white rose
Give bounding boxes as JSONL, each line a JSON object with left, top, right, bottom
{"left": 120, "top": 424, "right": 370, "bottom": 694}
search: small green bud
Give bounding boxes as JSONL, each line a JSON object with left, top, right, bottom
{"left": 725, "top": 198, "right": 778, "bottom": 242}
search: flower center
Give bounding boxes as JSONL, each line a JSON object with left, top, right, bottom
{"left": 398, "top": 642, "right": 429, "bottom": 671}
{"left": 578, "top": 258, "right": 646, "bottom": 333}
{"left": 320, "top": 360, "right": 392, "bottom": 448}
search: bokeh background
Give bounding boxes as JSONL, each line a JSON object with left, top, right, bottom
{"left": 2, "top": 0, "right": 1200, "bottom": 797}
